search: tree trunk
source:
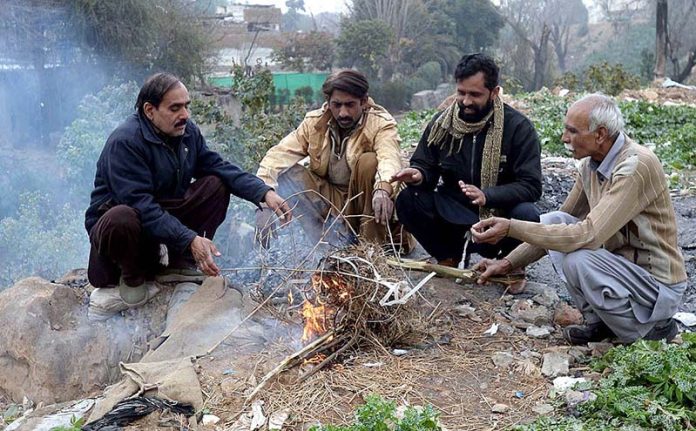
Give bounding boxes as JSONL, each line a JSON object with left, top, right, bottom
{"left": 532, "top": 24, "right": 551, "bottom": 90}
{"left": 654, "top": 0, "right": 668, "bottom": 80}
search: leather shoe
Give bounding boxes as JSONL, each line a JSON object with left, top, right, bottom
{"left": 644, "top": 318, "right": 678, "bottom": 342}
{"left": 563, "top": 321, "right": 614, "bottom": 345}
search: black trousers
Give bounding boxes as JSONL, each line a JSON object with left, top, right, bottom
{"left": 396, "top": 187, "right": 540, "bottom": 262}
{"left": 87, "top": 176, "right": 230, "bottom": 288}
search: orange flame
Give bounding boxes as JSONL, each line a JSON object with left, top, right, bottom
{"left": 300, "top": 273, "right": 352, "bottom": 343}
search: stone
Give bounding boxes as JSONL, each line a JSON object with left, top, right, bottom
{"left": 565, "top": 390, "right": 596, "bottom": 407}
{"left": 541, "top": 352, "right": 570, "bottom": 377}
{"left": 0, "top": 277, "right": 165, "bottom": 404}
{"left": 526, "top": 325, "right": 551, "bottom": 339}
{"left": 498, "top": 323, "right": 516, "bottom": 336}
{"left": 531, "top": 403, "right": 554, "bottom": 415}
{"left": 588, "top": 342, "right": 614, "bottom": 357}
{"left": 491, "top": 403, "right": 509, "bottom": 413}
{"left": 528, "top": 283, "right": 560, "bottom": 307}
{"left": 509, "top": 300, "right": 552, "bottom": 326}
{"left": 454, "top": 304, "right": 476, "bottom": 318}
{"left": 491, "top": 352, "right": 514, "bottom": 368}
{"left": 553, "top": 303, "right": 584, "bottom": 327}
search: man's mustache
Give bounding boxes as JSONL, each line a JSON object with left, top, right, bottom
{"left": 175, "top": 120, "right": 187, "bottom": 127}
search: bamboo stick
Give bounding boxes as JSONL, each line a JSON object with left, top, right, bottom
{"left": 385, "top": 258, "right": 524, "bottom": 286}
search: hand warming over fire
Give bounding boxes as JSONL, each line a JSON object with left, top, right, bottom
{"left": 191, "top": 235, "right": 221, "bottom": 276}
{"left": 372, "top": 189, "right": 393, "bottom": 224}
{"left": 458, "top": 180, "right": 486, "bottom": 206}
{"left": 471, "top": 217, "right": 510, "bottom": 244}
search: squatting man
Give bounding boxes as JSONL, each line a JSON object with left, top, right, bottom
{"left": 85, "top": 73, "right": 292, "bottom": 321}
{"left": 472, "top": 94, "right": 687, "bottom": 345}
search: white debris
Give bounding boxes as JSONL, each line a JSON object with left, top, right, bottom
{"left": 202, "top": 414, "right": 220, "bottom": 426}
{"left": 553, "top": 376, "right": 587, "bottom": 393}
{"left": 483, "top": 323, "right": 499, "bottom": 336}
{"left": 268, "top": 409, "right": 290, "bottom": 430}
{"left": 673, "top": 312, "right": 696, "bottom": 326}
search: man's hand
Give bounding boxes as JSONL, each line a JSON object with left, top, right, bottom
{"left": 390, "top": 168, "right": 423, "bottom": 185}
{"left": 191, "top": 236, "right": 221, "bottom": 276}
{"left": 372, "top": 189, "right": 394, "bottom": 225}
{"left": 458, "top": 181, "right": 486, "bottom": 206}
{"left": 263, "top": 190, "right": 292, "bottom": 224}
{"left": 473, "top": 258, "right": 513, "bottom": 284}
{"left": 471, "top": 217, "right": 510, "bottom": 244}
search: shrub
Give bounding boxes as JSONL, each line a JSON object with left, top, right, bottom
{"left": 0, "top": 192, "right": 87, "bottom": 289}
{"left": 57, "top": 81, "right": 140, "bottom": 199}
{"left": 309, "top": 395, "right": 441, "bottom": 431}
{"left": 584, "top": 62, "right": 641, "bottom": 96}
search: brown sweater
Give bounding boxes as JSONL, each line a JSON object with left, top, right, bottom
{"left": 506, "top": 137, "right": 687, "bottom": 285}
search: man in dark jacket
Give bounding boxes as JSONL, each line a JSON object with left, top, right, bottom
{"left": 393, "top": 54, "right": 542, "bottom": 290}
{"left": 85, "top": 72, "right": 291, "bottom": 320}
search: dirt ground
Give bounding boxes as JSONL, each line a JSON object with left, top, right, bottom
{"left": 194, "top": 275, "right": 556, "bottom": 431}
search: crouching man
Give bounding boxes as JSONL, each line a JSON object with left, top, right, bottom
{"left": 472, "top": 94, "right": 686, "bottom": 345}
{"left": 85, "top": 73, "right": 290, "bottom": 321}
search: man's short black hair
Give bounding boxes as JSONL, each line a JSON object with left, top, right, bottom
{"left": 322, "top": 69, "right": 369, "bottom": 100}
{"left": 136, "top": 73, "right": 182, "bottom": 114}
{"left": 454, "top": 53, "right": 499, "bottom": 90}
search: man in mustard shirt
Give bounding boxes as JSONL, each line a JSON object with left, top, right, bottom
{"left": 256, "top": 70, "right": 409, "bottom": 251}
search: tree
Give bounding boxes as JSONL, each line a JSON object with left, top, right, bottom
{"left": 271, "top": 32, "right": 335, "bottom": 72}
{"left": 498, "top": 0, "right": 554, "bottom": 91}
{"left": 547, "top": 0, "right": 588, "bottom": 72}
{"left": 348, "top": 0, "right": 431, "bottom": 79}
{"left": 665, "top": 0, "right": 696, "bottom": 82}
{"left": 336, "top": 19, "right": 394, "bottom": 78}
{"left": 655, "top": 0, "right": 668, "bottom": 79}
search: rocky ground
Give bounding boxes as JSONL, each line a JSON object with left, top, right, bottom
{"left": 1, "top": 158, "right": 695, "bottom": 430}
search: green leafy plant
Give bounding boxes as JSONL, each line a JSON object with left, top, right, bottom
{"left": 50, "top": 415, "right": 85, "bottom": 431}
{"left": 309, "top": 395, "right": 441, "bottom": 431}
{"left": 517, "top": 334, "right": 696, "bottom": 430}
{"left": 397, "top": 109, "right": 437, "bottom": 148}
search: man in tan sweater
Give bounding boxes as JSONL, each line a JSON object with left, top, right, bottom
{"left": 470, "top": 94, "right": 687, "bottom": 345}
{"left": 256, "top": 70, "right": 408, "bottom": 251}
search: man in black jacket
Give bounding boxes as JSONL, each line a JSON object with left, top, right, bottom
{"left": 85, "top": 73, "right": 291, "bottom": 320}
{"left": 393, "top": 54, "right": 541, "bottom": 290}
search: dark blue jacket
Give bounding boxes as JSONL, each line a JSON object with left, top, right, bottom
{"left": 85, "top": 112, "right": 271, "bottom": 253}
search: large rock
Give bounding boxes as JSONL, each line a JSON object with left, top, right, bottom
{"left": 0, "top": 277, "right": 163, "bottom": 404}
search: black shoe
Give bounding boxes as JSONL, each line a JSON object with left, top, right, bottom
{"left": 644, "top": 318, "right": 678, "bottom": 342}
{"left": 563, "top": 321, "right": 614, "bottom": 345}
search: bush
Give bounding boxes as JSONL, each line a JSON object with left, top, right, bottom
{"left": 584, "top": 62, "right": 640, "bottom": 96}
{"left": 0, "top": 192, "right": 87, "bottom": 289}
{"left": 57, "top": 81, "right": 140, "bottom": 199}
{"left": 371, "top": 79, "right": 412, "bottom": 112}
{"left": 309, "top": 395, "right": 441, "bottom": 431}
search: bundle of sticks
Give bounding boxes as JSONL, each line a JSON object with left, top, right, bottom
{"left": 247, "top": 244, "right": 426, "bottom": 399}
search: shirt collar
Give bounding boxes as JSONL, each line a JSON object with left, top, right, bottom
{"left": 591, "top": 132, "right": 625, "bottom": 182}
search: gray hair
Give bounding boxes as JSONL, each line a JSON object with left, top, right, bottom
{"left": 576, "top": 93, "right": 625, "bottom": 138}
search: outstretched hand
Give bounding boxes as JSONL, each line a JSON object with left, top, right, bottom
{"left": 458, "top": 181, "right": 486, "bottom": 206}
{"left": 191, "top": 236, "right": 221, "bottom": 276}
{"left": 471, "top": 217, "right": 510, "bottom": 244}
{"left": 390, "top": 168, "right": 423, "bottom": 185}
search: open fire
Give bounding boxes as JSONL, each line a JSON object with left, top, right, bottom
{"left": 300, "top": 272, "right": 352, "bottom": 343}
